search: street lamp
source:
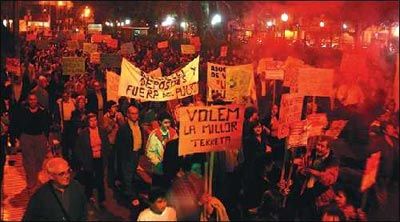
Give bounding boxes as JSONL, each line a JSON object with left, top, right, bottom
{"left": 319, "top": 21, "right": 325, "bottom": 28}
{"left": 266, "top": 20, "right": 273, "bottom": 27}
{"left": 83, "top": 6, "right": 91, "bottom": 18}
{"left": 211, "top": 14, "right": 222, "bottom": 26}
{"left": 281, "top": 13, "right": 288, "bottom": 22}
{"left": 161, "top": 15, "right": 175, "bottom": 27}
{"left": 342, "top": 23, "right": 348, "bottom": 29}
{"left": 125, "top": 19, "right": 130, "bottom": 25}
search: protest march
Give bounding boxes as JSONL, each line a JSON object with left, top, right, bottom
{"left": 1, "top": 1, "right": 399, "bottom": 221}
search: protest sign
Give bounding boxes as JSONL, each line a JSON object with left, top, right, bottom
{"left": 277, "top": 93, "right": 304, "bottom": 138}
{"left": 91, "top": 34, "right": 111, "bottom": 43}
{"left": 121, "top": 42, "right": 135, "bottom": 55}
{"left": 106, "top": 38, "right": 118, "bottom": 49}
{"left": 35, "top": 40, "right": 50, "bottom": 50}
{"left": 306, "top": 113, "right": 328, "bottom": 137}
{"left": 106, "top": 71, "right": 120, "bottom": 102}
{"left": 90, "top": 52, "right": 100, "bottom": 64}
{"left": 226, "top": 64, "right": 254, "bottom": 104}
{"left": 220, "top": 46, "right": 228, "bottom": 57}
{"left": 83, "top": 43, "right": 98, "bottom": 54}
{"left": 6, "top": 58, "right": 21, "bottom": 75}
{"left": 100, "top": 54, "right": 122, "bottom": 68}
{"left": 264, "top": 69, "right": 284, "bottom": 80}
{"left": 288, "top": 120, "right": 308, "bottom": 148}
{"left": 19, "top": 20, "right": 27, "bottom": 32}
{"left": 148, "top": 68, "right": 162, "bottom": 78}
{"left": 297, "top": 68, "right": 334, "bottom": 97}
{"left": 257, "top": 57, "right": 274, "bottom": 74}
{"left": 71, "top": 33, "right": 85, "bottom": 41}
{"left": 360, "top": 151, "right": 381, "bottom": 192}
{"left": 325, "top": 120, "right": 348, "bottom": 139}
{"left": 189, "top": 36, "right": 201, "bottom": 52}
{"left": 87, "top": 24, "right": 102, "bottom": 34}
{"left": 67, "top": 40, "right": 80, "bottom": 51}
{"left": 207, "top": 63, "right": 227, "bottom": 101}
{"left": 178, "top": 105, "right": 245, "bottom": 156}
{"left": 181, "top": 44, "right": 196, "bottom": 54}
{"left": 157, "top": 41, "right": 169, "bottom": 49}
{"left": 26, "top": 33, "right": 37, "bottom": 41}
{"left": 119, "top": 56, "right": 199, "bottom": 101}
{"left": 62, "top": 57, "right": 85, "bottom": 75}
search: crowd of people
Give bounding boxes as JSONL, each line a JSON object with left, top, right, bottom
{"left": 0, "top": 26, "right": 398, "bottom": 221}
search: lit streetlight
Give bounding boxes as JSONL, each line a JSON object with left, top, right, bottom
{"left": 161, "top": 15, "right": 175, "bottom": 27}
{"left": 266, "top": 20, "right": 273, "bottom": 27}
{"left": 281, "top": 13, "right": 288, "bottom": 22}
{"left": 83, "top": 6, "right": 91, "bottom": 18}
{"left": 211, "top": 14, "right": 222, "bottom": 26}
{"left": 3, "top": 19, "right": 7, "bottom": 27}
{"left": 342, "top": 23, "right": 348, "bottom": 29}
{"left": 319, "top": 21, "right": 325, "bottom": 28}
{"left": 125, "top": 19, "right": 130, "bottom": 25}
{"left": 180, "top": 21, "right": 188, "bottom": 29}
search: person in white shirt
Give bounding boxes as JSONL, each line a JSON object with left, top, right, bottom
{"left": 137, "top": 188, "right": 177, "bottom": 221}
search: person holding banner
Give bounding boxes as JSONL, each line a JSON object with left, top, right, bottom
{"left": 145, "top": 112, "right": 178, "bottom": 189}
{"left": 282, "top": 135, "right": 339, "bottom": 221}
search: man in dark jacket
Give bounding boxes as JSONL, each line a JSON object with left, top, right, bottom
{"left": 74, "top": 113, "right": 110, "bottom": 208}
{"left": 115, "top": 104, "right": 145, "bottom": 207}
{"left": 23, "top": 157, "right": 87, "bottom": 221}
{"left": 86, "top": 80, "right": 106, "bottom": 119}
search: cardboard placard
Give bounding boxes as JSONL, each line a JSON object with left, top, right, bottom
{"left": 181, "top": 44, "right": 196, "bottom": 54}
{"left": 278, "top": 93, "right": 304, "bottom": 138}
{"left": 100, "top": 54, "right": 122, "bottom": 68}
{"left": 62, "top": 57, "right": 85, "bottom": 75}
{"left": 178, "top": 105, "right": 245, "bottom": 156}
{"left": 83, "top": 43, "right": 98, "bottom": 54}
{"left": 106, "top": 38, "right": 118, "bottom": 49}
{"left": 297, "top": 68, "right": 334, "bottom": 97}
{"left": 226, "top": 64, "right": 254, "bottom": 104}
{"left": 106, "top": 71, "right": 120, "bottom": 102}
{"left": 90, "top": 52, "right": 100, "bottom": 64}
{"left": 67, "top": 40, "right": 80, "bottom": 51}
{"left": 157, "top": 41, "right": 169, "bottom": 49}
{"left": 207, "top": 63, "right": 227, "bottom": 101}
{"left": 325, "top": 120, "right": 348, "bottom": 139}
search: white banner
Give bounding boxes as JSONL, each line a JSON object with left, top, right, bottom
{"left": 119, "top": 57, "right": 199, "bottom": 101}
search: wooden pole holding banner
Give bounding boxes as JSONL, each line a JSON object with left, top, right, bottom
{"left": 279, "top": 139, "right": 289, "bottom": 183}
{"left": 208, "top": 152, "right": 215, "bottom": 195}
{"left": 272, "top": 80, "right": 277, "bottom": 106}
{"left": 282, "top": 150, "right": 294, "bottom": 208}
{"left": 360, "top": 190, "right": 368, "bottom": 210}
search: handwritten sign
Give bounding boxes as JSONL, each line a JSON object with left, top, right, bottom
{"left": 207, "top": 63, "right": 227, "bottom": 101}
{"left": 360, "top": 151, "right": 381, "bottom": 192}
{"left": 288, "top": 120, "right": 308, "bottom": 148}
{"left": 62, "top": 57, "right": 85, "bottom": 75}
{"left": 157, "top": 41, "right": 169, "bottom": 49}
{"left": 83, "top": 43, "right": 98, "bottom": 54}
{"left": 264, "top": 69, "right": 284, "bottom": 80}
{"left": 100, "top": 54, "right": 122, "bottom": 68}
{"left": 181, "top": 44, "right": 195, "bottom": 54}
{"left": 91, "top": 34, "right": 111, "bottom": 43}
{"left": 87, "top": 24, "right": 102, "bottom": 34}
{"left": 178, "top": 105, "right": 245, "bottom": 156}
{"left": 278, "top": 93, "right": 304, "bottom": 138}
{"left": 90, "top": 52, "right": 100, "bottom": 64}
{"left": 306, "top": 113, "right": 328, "bottom": 137}
{"left": 6, "top": 58, "right": 21, "bottom": 75}
{"left": 297, "top": 68, "right": 334, "bottom": 97}
{"left": 119, "top": 57, "right": 199, "bottom": 101}
{"left": 106, "top": 71, "right": 120, "bottom": 102}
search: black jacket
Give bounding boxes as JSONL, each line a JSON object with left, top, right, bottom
{"left": 23, "top": 180, "right": 87, "bottom": 221}
{"left": 114, "top": 122, "right": 145, "bottom": 162}
{"left": 74, "top": 127, "right": 110, "bottom": 172}
{"left": 85, "top": 89, "right": 106, "bottom": 115}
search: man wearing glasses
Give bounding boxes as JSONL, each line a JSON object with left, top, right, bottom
{"left": 23, "top": 157, "right": 87, "bottom": 221}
